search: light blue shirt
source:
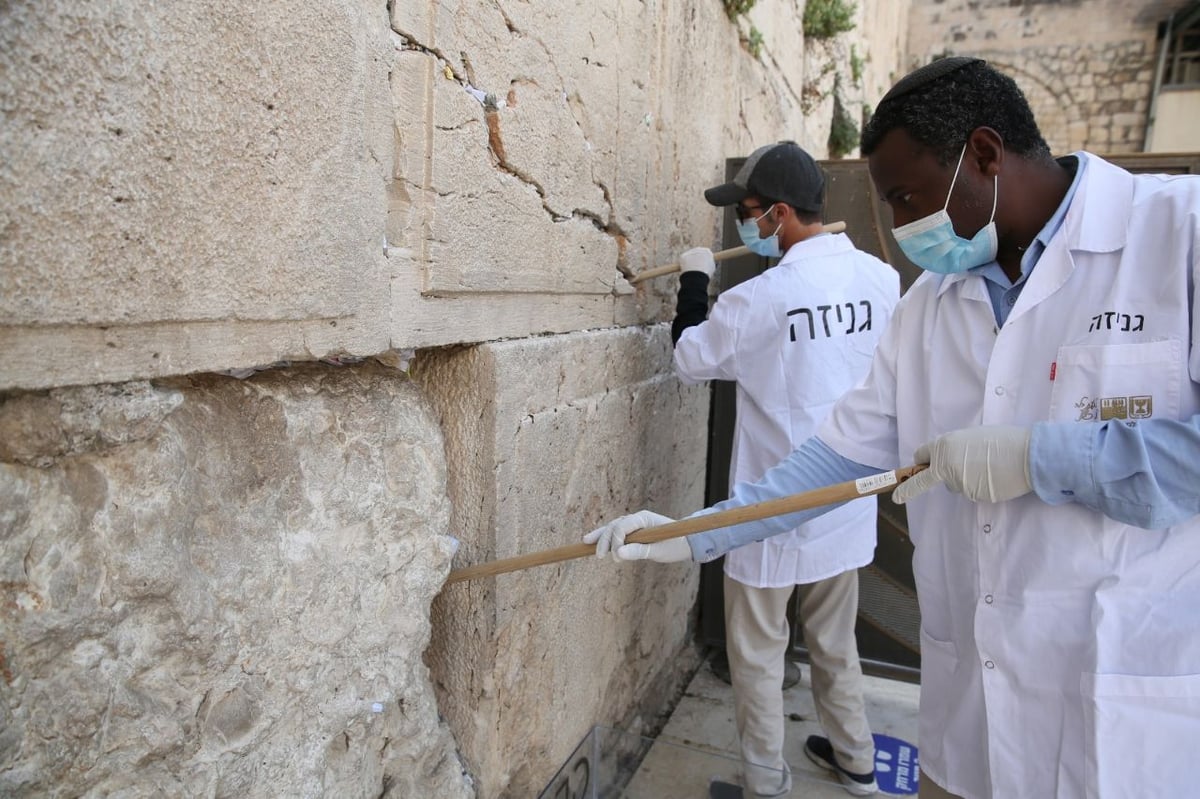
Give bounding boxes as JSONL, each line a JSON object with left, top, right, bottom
{"left": 687, "top": 438, "right": 871, "bottom": 561}
{"left": 687, "top": 157, "right": 1200, "bottom": 561}
{"left": 977, "top": 155, "right": 1084, "bottom": 327}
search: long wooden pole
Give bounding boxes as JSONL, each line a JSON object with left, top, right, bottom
{"left": 627, "top": 220, "right": 847, "bottom": 285}
{"left": 444, "top": 464, "right": 925, "bottom": 584}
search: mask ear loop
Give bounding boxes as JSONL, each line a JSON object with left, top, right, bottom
{"left": 987, "top": 174, "right": 998, "bottom": 224}
{"left": 944, "top": 143, "right": 968, "bottom": 211}
{"left": 756, "top": 203, "right": 783, "bottom": 238}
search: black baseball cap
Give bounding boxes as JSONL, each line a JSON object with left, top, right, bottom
{"left": 703, "top": 140, "right": 824, "bottom": 213}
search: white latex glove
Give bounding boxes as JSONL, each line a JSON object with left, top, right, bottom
{"left": 581, "top": 510, "right": 692, "bottom": 563}
{"left": 893, "top": 425, "right": 1033, "bottom": 505}
{"left": 679, "top": 247, "right": 716, "bottom": 278}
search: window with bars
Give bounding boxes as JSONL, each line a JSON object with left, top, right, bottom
{"left": 1164, "top": 6, "right": 1200, "bottom": 87}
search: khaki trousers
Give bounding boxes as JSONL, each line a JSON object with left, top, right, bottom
{"left": 724, "top": 570, "right": 874, "bottom": 794}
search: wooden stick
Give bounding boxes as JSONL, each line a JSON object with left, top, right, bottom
{"left": 627, "top": 220, "right": 847, "bottom": 284}
{"left": 444, "top": 463, "right": 925, "bottom": 584}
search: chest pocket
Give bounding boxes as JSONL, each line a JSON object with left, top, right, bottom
{"left": 1047, "top": 339, "right": 1183, "bottom": 424}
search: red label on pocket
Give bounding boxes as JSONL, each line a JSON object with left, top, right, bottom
{"left": 1049, "top": 361, "right": 1057, "bottom": 381}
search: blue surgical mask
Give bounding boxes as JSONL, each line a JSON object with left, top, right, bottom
{"left": 891, "top": 144, "right": 998, "bottom": 275}
{"left": 736, "top": 204, "right": 783, "bottom": 258}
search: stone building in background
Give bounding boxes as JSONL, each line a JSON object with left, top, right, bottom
{"left": 0, "top": 1, "right": 908, "bottom": 797}
{"left": 907, "top": 0, "right": 1200, "bottom": 155}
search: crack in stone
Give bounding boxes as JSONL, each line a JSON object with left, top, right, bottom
{"left": 395, "top": 21, "right": 631, "bottom": 280}
{"left": 393, "top": 30, "right": 465, "bottom": 84}
{"left": 435, "top": 120, "right": 480, "bottom": 133}
{"left": 592, "top": 181, "right": 632, "bottom": 278}
{"left": 768, "top": 47, "right": 806, "bottom": 111}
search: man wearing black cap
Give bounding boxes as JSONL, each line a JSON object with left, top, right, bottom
{"left": 671, "top": 141, "right": 899, "bottom": 797}
{"left": 587, "top": 58, "right": 1200, "bottom": 799}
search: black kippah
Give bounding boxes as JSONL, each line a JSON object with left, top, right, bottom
{"left": 879, "top": 56, "right": 985, "bottom": 105}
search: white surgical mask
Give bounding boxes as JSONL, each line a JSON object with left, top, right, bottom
{"left": 736, "top": 204, "right": 783, "bottom": 258}
{"left": 891, "top": 144, "right": 998, "bottom": 275}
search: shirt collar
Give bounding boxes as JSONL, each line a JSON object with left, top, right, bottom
{"left": 937, "top": 153, "right": 1088, "bottom": 297}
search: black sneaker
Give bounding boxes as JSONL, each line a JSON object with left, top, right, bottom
{"left": 803, "top": 735, "right": 878, "bottom": 796}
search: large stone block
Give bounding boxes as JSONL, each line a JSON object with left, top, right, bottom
{"left": 3, "top": 0, "right": 911, "bottom": 391}
{"left": 0, "top": 1, "right": 395, "bottom": 388}
{"left": 0, "top": 365, "right": 471, "bottom": 798}
{"left": 905, "top": 1, "right": 1164, "bottom": 156}
{"left": 418, "top": 325, "right": 709, "bottom": 798}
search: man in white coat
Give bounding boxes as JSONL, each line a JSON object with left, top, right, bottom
{"left": 586, "top": 58, "right": 1200, "bottom": 799}
{"left": 667, "top": 141, "right": 900, "bottom": 797}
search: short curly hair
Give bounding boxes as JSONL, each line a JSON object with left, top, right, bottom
{"left": 861, "top": 58, "right": 1052, "bottom": 166}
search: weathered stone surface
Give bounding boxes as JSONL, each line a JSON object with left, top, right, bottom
{"left": 418, "top": 326, "right": 708, "bottom": 798}
{"left": 0, "top": 1, "right": 394, "bottom": 388}
{"left": 0, "top": 365, "right": 471, "bottom": 799}
{"left": 2, "top": 2, "right": 922, "bottom": 796}
{"left": 906, "top": 0, "right": 1161, "bottom": 154}
{"left": 1, "top": 0, "right": 911, "bottom": 390}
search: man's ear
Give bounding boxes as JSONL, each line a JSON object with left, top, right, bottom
{"left": 967, "top": 127, "right": 1005, "bottom": 177}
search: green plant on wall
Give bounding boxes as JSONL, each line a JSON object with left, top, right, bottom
{"left": 723, "top": 0, "right": 755, "bottom": 21}
{"left": 799, "top": 59, "right": 837, "bottom": 114}
{"left": 850, "top": 45, "right": 867, "bottom": 87}
{"left": 803, "top": 0, "right": 856, "bottom": 40}
{"left": 722, "top": 0, "right": 765, "bottom": 60}
{"left": 745, "top": 26, "right": 764, "bottom": 59}
{"left": 828, "top": 81, "right": 859, "bottom": 159}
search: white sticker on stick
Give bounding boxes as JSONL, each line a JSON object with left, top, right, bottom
{"left": 855, "top": 471, "right": 898, "bottom": 495}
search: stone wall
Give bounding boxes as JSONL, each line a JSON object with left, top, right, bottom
{"left": 0, "top": 366, "right": 470, "bottom": 798}
{"left": 906, "top": 0, "right": 1167, "bottom": 154}
{"left": 1, "top": 0, "right": 910, "bottom": 796}
{"left": 419, "top": 327, "right": 709, "bottom": 797}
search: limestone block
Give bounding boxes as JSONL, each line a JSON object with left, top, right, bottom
{"left": 1, "top": 0, "right": 393, "bottom": 389}
{"left": 410, "top": 61, "right": 617, "bottom": 296}
{"left": 859, "top": 0, "right": 913, "bottom": 105}
{"left": 1067, "top": 121, "right": 1090, "bottom": 152}
{"left": 749, "top": 0, "right": 805, "bottom": 74}
{"left": 418, "top": 325, "right": 708, "bottom": 798}
{"left": 382, "top": 0, "right": 865, "bottom": 351}
{"left": 1121, "top": 82, "right": 1146, "bottom": 101}
{"left": 1112, "top": 112, "right": 1144, "bottom": 130}
{"left": 0, "top": 365, "right": 471, "bottom": 799}
{"left": 452, "top": 7, "right": 611, "bottom": 220}
{"left": 391, "top": 0, "right": 471, "bottom": 71}
{"left": 3, "top": 0, "right": 915, "bottom": 393}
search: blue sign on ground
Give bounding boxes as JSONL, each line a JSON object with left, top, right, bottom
{"left": 872, "top": 733, "right": 919, "bottom": 795}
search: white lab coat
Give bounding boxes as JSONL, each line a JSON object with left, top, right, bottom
{"left": 675, "top": 233, "right": 900, "bottom": 587}
{"left": 819, "top": 153, "right": 1200, "bottom": 798}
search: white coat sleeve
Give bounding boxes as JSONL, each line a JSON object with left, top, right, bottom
{"left": 672, "top": 283, "right": 756, "bottom": 385}
{"left": 814, "top": 290, "right": 905, "bottom": 470}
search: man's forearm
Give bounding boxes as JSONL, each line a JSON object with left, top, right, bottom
{"left": 687, "top": 437, "right": 878, "bottom": 561}
{"left": 671, "top": 272, "right": 710, "bottom": 345}
{"left": 1031, "top": 414, "right": 1200, "bottom": 528}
